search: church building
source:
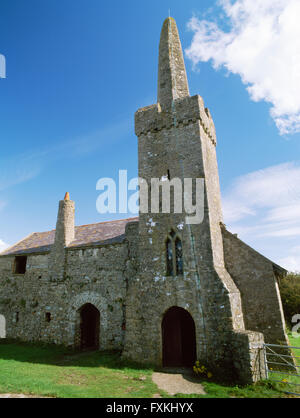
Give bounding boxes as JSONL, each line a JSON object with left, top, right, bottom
{"left": 0, "top": 18, "right": 289, "bottom": 384}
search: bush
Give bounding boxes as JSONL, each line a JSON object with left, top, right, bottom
{"left": 193, "top": 361, "right": 213, "bottom": 379}
{"left": 278, "top": 273, "right": 300, "bottom": 326}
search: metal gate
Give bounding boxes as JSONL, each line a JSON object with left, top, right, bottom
{"left": 263, "top": 343, "right": 300, "bottom": 396}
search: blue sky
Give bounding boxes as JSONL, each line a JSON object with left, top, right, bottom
{"left": 1, "top": 0, "right": 300, "bottom": 271}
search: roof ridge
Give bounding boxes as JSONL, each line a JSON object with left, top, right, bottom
{"left": 18, "top": 217, "right": 139, "bottom": 236}
{"left": 75, "top": 217, "right": 139, "bottom": 228}
{"left": 222, "top": 227, "right": 287, "bottom": 274}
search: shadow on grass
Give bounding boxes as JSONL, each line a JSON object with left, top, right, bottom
{"left": 0, "top": 340, "right": 288, "bottom": 398}
{"left": 0, "top": 340, "right": 249, "bottom": 382}
{"left": 0, "top": 339, "right": 233, "bottom": 385}
{"left": 0, "top": 339, "right": 152, "bottom": 371}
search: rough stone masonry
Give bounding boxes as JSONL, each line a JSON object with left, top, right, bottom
{"left": 0, "top": 17, "right": 289, "bottom": 384}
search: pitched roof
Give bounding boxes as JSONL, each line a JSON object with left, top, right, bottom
{"left": 0, "top": 217, "right": 139, "bottom": 256}
{"left": 221, "top": 225, "right": 287, "bottom": 276}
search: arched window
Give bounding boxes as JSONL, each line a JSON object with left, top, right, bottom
{"left": 175, "top": 238, "right": 183, "bottom": 275}
{"left": 166, "top": 230, "right": 184, "bottom": 276}
{"left": 166, "top": 238, "right": 173, "bottom": 276}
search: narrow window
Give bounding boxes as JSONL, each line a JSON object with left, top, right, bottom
{"left": 15, "top": 312, "right": 19, "bottom": 323}
{"left": 14, "top": 256, "right": 27, "bottom": 274}
{"left": 46, "top": 312, "right": 51, "bottom": 323}
{"left": 166, "top": 230, "right": 184, "bottom": 277}
{"left": 167, "top": 169, "right": 171, "bottom": 180}
{"left": 175, "top": 238, "right": 184, "bottom": 275}
{"left": 166, "top": 238, "right": 173, "bottom": 276}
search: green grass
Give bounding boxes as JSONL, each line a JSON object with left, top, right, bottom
{"left": 0, "top": 336, "right": 299, "bottom": 398}
{"left": 288, "top": 331, "right": 300, "bottom": 350}
{"left": 264, "top": 332, "right": 300, "bottom": 396}
{"left": 0, "top": 341, "right": 160, "bottom": 398}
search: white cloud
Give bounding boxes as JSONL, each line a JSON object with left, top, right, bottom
{"left": 277, "top": 255, "right": 300, "bottom": 272}
{"left": 222, "top": 161, "right": 300, "bottom": 271}
{"left": 223, "top": 162, "right": 300, "bottom": 222}
{"left": 0, "top": 240, "right": 9, "bottom": 253}
{"left": 265, "top": 203, "right": 300, "bottom": 223}
{"left": 186, "top": 0, "right": 300, "bottom": 135}
{"left": 277, "top": 246, "right": 300, "bottom": 272}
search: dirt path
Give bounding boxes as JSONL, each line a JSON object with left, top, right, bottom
{"left": 0, "top": 369, "right": 206, "bottom": 398}
{"left": 152, "top": 369, "right": 206, "bottom": 396}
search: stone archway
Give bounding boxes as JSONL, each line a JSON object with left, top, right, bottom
{"left": 79, "top": 304, "right": 100, "bottom": 350}
{"left": 67, "top": 292, "right": 108, "bottom": 349}
{"left": 0, "top": 315, "right": 6, "bottom": 338}
{"left": 162, "top": 306, "right": 196, "bottom": 367}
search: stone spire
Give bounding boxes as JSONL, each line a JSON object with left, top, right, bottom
{"left": 158, "top": 17, "right": 190, "bottom": 110}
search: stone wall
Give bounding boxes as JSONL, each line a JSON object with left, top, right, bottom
{"left": 0, "top": 239, "right": 130, "bottom": 350}
{"left": 222, "top": 227, "right": 289, "bottom": 346}
{"left": 230, "top": 330, "right": 266, "bottom": 384}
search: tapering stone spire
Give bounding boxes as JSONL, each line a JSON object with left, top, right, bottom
{"left": 158, "top": 17, "right": 190, "bottom": 110}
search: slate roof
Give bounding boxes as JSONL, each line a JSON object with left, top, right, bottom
{"left": 0, "top": 217, "right": 139, "bottom": 256}
{"left": 221, "top": 226, "right": 287, "bottom": 276}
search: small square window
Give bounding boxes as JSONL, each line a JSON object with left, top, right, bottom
{"left": 13, "top": 256, "right": 27, "bottom": 274}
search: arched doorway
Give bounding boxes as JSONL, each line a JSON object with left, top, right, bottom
{"left": 0, "top": 315, "right": 6, "bottom": 338}
{"left": 162, "top": 307, "right": 196, "bottom": 367}
{"left": 79, "top": 304, "right": 100, "bottom": 350}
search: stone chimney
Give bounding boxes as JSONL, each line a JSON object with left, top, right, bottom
{"left": 49, "top": 193, "right": 75, "bottom": 280}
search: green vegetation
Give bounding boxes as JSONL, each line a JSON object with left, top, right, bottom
{"left": 264, "top": 331, "right": 300, "bottom": 396}
{"left": 0, "top": 341, "right": 160, "bottom": 398}
{"left": 279, "top": 273, "right": 300, "bottom": 324}
{"left": 0, "top": 338, "right": 298, "bottom": 398}
{"left": 289, "top": 332, "right": 300, "bottom": 348}
{"left": 1, "top": 274, "right": 299, "bottom": 398}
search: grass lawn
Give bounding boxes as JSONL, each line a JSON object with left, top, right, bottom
{"left": 264, "top": 332, "right": 300, "bottom": 395}
{"left": 0, "top": 334, "right": 299, "bottom": 398}
{"left": 0, "top": 341, "right": 159, "bottom": 398}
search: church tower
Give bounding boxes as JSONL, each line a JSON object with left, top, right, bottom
{"left": 124, "top": 18, "right": 265, "bottom": 383}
